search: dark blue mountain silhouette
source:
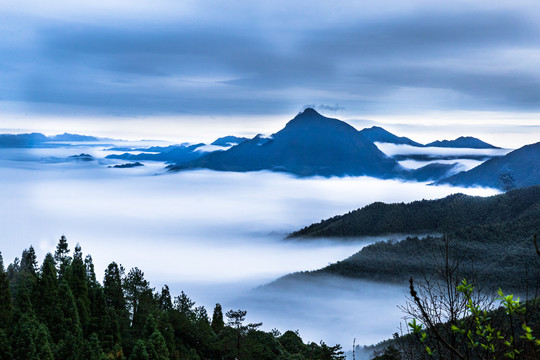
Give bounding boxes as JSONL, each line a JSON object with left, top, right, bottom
{"left": 437, "top": 142, "right": 540, "bottom": 190}
{"left": 426, "top": 136, "right": 499, "bottom": 149}
{"left": 211, "top": 136, "right": 249, "bottom": 147}
{"left": 359, "top": 126, "right": 423, "bottom": 147}
{"left": 108, "top": 162, "right": 144, "bottom": 168}
{"left": 0, "top": 132, "right": 99, "bottom": 147}
{"left": 0, "top": 133, "right": 49, "bottom": 147}
{"left": 106, "top": 143, "right": 206, "bottom": 163}
{"left": 403, "top": 163, "right": 461, "bottom": 182}
{"left": 49, "top": 133, "right": 99, "bottom": 141}
{"left": 69, "top": 153, "right": 94, "bottom": 161}
{"left": 168, "top": 108, "right": 401, "bottom": 177}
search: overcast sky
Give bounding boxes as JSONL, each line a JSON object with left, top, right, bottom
{"left": 1, "top": 0, "right": 540, "bottom": 144}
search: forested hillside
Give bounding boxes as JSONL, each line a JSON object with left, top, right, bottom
{"left": 0, "top": 237, "right": 345, "bottom": 360}
{"left": 285, "top": 187, "right": 540, "bottom": 292}
{"left": 290, "top": 186, "right": 539, "bottom": 238}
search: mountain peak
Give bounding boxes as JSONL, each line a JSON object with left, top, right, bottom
{"left": 301, "top": 107, "right": 319, "bottom": 114}
{"left": 359, "top": 126, "right": 423, "bottom": 147}
{"left": 295, "top": 107, "right": 323, "bottom": 119}
{"left": 426, "top": 136, "right": 499, "bottom": 149}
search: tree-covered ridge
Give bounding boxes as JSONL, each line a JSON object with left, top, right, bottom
{"left": 282, "top": 186, "right": 540, "bottom": 292}
{"left": 0, "top": 237, "right": 345, "bottom": 360}
{"left": 289, "top": 186, "right": 540, "bottom": 238}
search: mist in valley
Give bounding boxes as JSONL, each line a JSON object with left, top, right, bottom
{"left": 0, "top": 146, "right": 501, "bottom": 348}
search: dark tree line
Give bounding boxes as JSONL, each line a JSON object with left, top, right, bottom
{"left": 283, "top": 186, "right": 540, "bottom": 293}
{"left": 0, "top": 236, "right": 345, "bottom": 360}
{"left": 290, "top": 186, "right": 540, "bottom": 238}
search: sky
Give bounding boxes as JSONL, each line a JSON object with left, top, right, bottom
{"left": 1, "top": 0, "right": 540, "bottom": 145}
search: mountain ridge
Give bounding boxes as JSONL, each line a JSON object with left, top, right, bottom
{"left": 359, "top": 126, "right": 423, "bottom": 147}
{"left": 278, "top": 186, "right": 540, "bottom": 292}
{"left": 437, "top": 142, "right": 540, "bottom": 190}
{"left": 168, "top": 108, "right": 402, "bottom": 177}
{"left": 426, "top": 136, "right": 499, "bottom": 149}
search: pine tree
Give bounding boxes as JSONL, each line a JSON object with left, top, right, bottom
{"left": 69, "top": 243, "right": 90, "bottom": 336}
{"left": 11, "top": 248, "right": 38, "bottom": 306}
{"left": 147, "top": 330, "right": 170, "bottom": 360}
{"left": 35, "top": 324, "right": 54, "bottom": 360}
{"left": 11, "top": 314, "right": 38, "bottom": 360}
{"left": 86, "top": 256, "right": 118, "bottom": 352}
{"left": 20, "top": 246, "right": 37, "bottom": 275}
{"left": 0, "top": 328, "right": 13, "bottom": 360}
{"left": 85, "top": 255, "right": 98, "bottom": 285}
{"left": 226, "top": 309, "right": 248, "bottom": 360}
{"left": 156, "top": 313, "right": 176, "bottom": 360}
{"left": 81, "top": 333, "right": 107, "bottom": 360}
{"left": 158, "top": 285, "right": 173, "bottom": 311}
{"left": 55, "top": 281, "right": 83, "bottom": 360}
{"left": 0, "top": 253, "right": 12, "bottom": 329}
{"left": 129, "top": 340, "right": 149, "bottom": 360}
{"left": 103, "top": 262, "right": 126, "bottom": 311}
{"left": 143, "top": 314, "right": 158, "bottom": 338}
{"left": 54, "top": 235, "right": 70, "bottom": 262}
{"left": 36, "top": 253, "right": 64, "bottom": 343}
{"left": 174, "top": 291, "right": 195, "bottom": 318}
{"left": 211, "top": 303, "right": 224, "bottom": 334}
{"left": 12, "top": 280, "right": 34, "bottom": 317}
{"left": 6, "top": 257, "right": 19, "bottom": 282}
{"left": 123, "top": 267, "right": 155, "bottom": 338}
{"left": 54, "top": 235, "right": 71, "bottom": 279}
{"left": 103, "top": 262, "right": 130, "bottom": 353}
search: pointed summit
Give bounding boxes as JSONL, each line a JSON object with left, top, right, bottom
{"left": 359, "top": 126, "right": 423, "bottom": 147}
{"left": 298, "top": 107, "right": 321, "bottom": 116}
{"left": 169, "top": 109, "right": 400, "bottom": 177}
{"left": 288, "top": 108, "right": 327, "bottom": 125}
{"left": 285, "top": 107, "right": 357, "bottom": 134}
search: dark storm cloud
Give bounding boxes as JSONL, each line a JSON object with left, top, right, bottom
{"left": 3, "top": 5, "right": 540, "bottom": 116}
{"left": 303, "top": 11, "right": 534, "bottom": 58}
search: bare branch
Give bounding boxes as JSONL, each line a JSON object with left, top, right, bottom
{"left": 409, "top": 277, "right": 466, "bottom": 360}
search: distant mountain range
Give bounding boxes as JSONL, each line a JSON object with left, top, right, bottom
{"left": 357, "top": 126, "right": 498, "bottom": 149}
{"left": 437, "top": 142, "right": 540, "bottom": 190}
{"left": 166, "top": 108, "right": 507, "bottom": 182}
{"left": 105, "top": 136, "right": 250, "bottom": 164}
{"left": 106, "top": 143, "right": 207, "bottom": 164}
{"left": 425, "top": 136, "right": 500, "bottom": 149}
{"left": 0, "top": 132, "right": 99, "bottom": 147}
{"left": 49, "top": 133, "right": 100, "bottom": 142}
{"left": 211, "top": 136, "right": 249, "bottom": 147}
{"left": 168, "top": 108, "right": 402, "bottom": 177}
{"left": 5, "top": 111, "right": 535, "bottom": 189}
{"left": 359, "top": 126, "right": 423, "bottom": 147}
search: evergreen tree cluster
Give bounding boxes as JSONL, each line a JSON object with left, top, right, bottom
{"left": 0, "top": 236, "right": 345, "bottom": 360}
{"left": 290, "top": 186, "right": 540, "bottom": 238}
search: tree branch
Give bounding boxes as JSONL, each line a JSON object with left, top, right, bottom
{"left": 409, "top": 277, "right": 466, "bottom": 360}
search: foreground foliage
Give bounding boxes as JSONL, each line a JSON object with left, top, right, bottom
{"left": 0, "top": 236, "right": 345, "bottom": 360}
{"left": 404, "top": 278, "right": 540, "bottom": 359}
{"left": 367, "top": 235, "right": 540, "bottom": 360}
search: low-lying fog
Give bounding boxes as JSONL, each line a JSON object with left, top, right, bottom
{"left": 0, "top": 146, "right": 500, "bottom": 348}
{"left": 375, "top": 143, "right": 513, "bottom": 172}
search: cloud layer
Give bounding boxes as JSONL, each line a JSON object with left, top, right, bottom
{"left": 3, "top": 0, "right": 540, "bottom": 118}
